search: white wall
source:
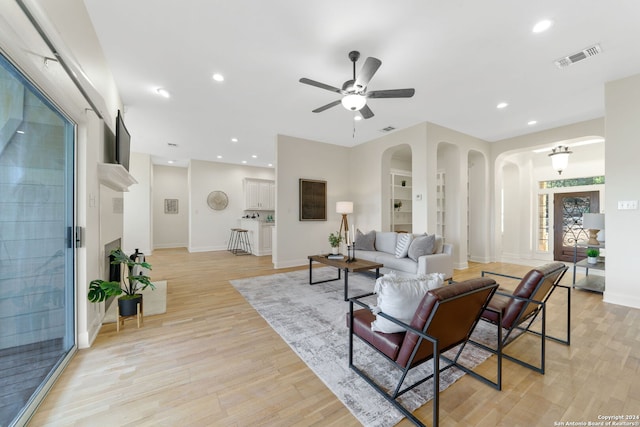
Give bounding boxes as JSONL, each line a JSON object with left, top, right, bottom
{"left": 124, "top": 152, "right": 153, "bottom": 254}
{"left": 274, "top": 135, "right": 349, "bottom": 268}
{"left": 604, "top": 73, "right": 640, "bottom": 309}
{"left": 153, "top": 165, "right": 189, "bottom": 249}
{"left": 429, "top": 123, "right": 491, "bottom": 269}
{"left": 468, "top": 150, "right": 490, "bottom": 263}
{"left": 349, "top": 123, "right": 431, "bottom": 234}
{"left": 189, "top": 159, "right": 274, "bottom": 252}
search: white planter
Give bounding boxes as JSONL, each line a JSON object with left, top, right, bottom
{"left": 331, "top": 246, "right": 339, "bottom": 255}
{"left": 587, "top": 256, "right": 598, "bottom": 264}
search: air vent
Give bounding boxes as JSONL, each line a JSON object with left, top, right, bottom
{"left": 168, "top": 143, "right": 178, "bottom": 147}
{"left": 554, "top": 44, "right": 601, "bottom": 69}
{"left": 380, "top": 126, "right": 396, "bottom": 132}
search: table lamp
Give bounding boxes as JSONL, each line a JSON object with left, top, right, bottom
{"left": 582, "top": 213, "right": 604, "bottom": 246}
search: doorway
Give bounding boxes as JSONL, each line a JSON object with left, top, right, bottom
{"left": 0, "top": 53, "right": 76, "bottom": 426}
{"left": 553, "top": 191, "right": 599, "bottom": 262}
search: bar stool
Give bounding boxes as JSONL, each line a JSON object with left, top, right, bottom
{"left": 228, "top": 228, "right": 252, "bottom": 255}
{"left": 228, "top": 228, "right": 241, "bottom": 252}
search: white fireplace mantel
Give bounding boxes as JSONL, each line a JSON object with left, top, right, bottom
{"left": 98, "top": 163, "right": 137, "bottom": 192}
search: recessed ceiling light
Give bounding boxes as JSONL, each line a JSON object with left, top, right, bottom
{"left": 241, "top": 160, "right": 247, "bottom": 164}
{"left": 252, "top": 155, "right": 257, "bottom": 158}
{"left": 16, "top": 130, "right": 25, "bottom": 134}
{"left": 532, "top": 19, "right": 553, "bottom": 33}
{"left": 231, "top": 137, "right": 238, "bottom": 142}
{"left": 212, "top": 73, "right": 224, "bottom": 82}
{"left": 496, "top": 102, "right": 508, "bottom": 109}
{"left": 268, "top": 163, "right": 273, "bottom": 167}
{"left": 217, "top": 155, "right": 222, "bottom": 159}
{"left": 156, "top": 88, "right": 170, "bottom": 98}
{"left": 167, "top": 160, "right": 174, "bottom": 164}
{"left": 528, "top": 120, "right": 538, "bottom": 125}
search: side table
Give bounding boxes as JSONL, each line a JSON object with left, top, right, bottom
{"left": 572, "top": 243, "right": 605, "bottom": 293}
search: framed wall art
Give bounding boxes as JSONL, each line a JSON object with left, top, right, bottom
{"left": 299, "top": 179, "right": 326, "bottom": 221}
{"left": 164, "top": 198, "right": 179, "bottom": 214}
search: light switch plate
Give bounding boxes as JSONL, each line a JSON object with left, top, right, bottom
{"left": 618, "top": 200, "right": 638, "bottom": 210}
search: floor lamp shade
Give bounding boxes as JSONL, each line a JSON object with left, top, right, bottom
{"left": 336, "top": 201, "right": 353, "bottom": 214}
{"left": 582, "top": 213, "right": 604, "bottom": 245}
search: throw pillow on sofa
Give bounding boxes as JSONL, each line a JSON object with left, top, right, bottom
{"left": 355, "top": 229, "right": 376, "bottom": 251}
{"left": 394, "top": 233, "right": 413, "bottom": 258}
{"left": 407, "top": 233, "right": 436, "bottom": 261}
{"left": 370, "top": 272, "right": 445, "bottom": 333}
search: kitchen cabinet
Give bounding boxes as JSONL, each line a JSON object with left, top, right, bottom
{"left": 240, "top": 219, "right": 273, "bottom": 256}
{"left": 244, "top": 178, "right": 275, "bottom": 210}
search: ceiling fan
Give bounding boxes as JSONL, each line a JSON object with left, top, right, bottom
{"left": 299, "top": 50, "right": 415, "bottom": 119}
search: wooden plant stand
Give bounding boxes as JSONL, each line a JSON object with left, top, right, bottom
{"left": 115, "top": 300, "right": 143, "bottom": 332}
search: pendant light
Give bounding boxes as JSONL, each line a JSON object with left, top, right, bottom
{"left": 548, "top": 145, "right": 572, "bottom": 175}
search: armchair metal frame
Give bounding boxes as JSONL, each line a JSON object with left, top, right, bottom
{"left": 475, "top": 262, "right": 570, "bottom": 374}
{"left": 348, "top": 278, "right": 501, "bottom": 427}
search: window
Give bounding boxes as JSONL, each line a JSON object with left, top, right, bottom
{"left": 538, "top": 194, "right": 550, "bottom": 251}
{"left": 539, "top": 176, "right": 605, "bottom": 189}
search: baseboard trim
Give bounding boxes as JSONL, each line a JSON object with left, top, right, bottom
{"left": 603, "top": 291, "right": 640, "bottom": 309}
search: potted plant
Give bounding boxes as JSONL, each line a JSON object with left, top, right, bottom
{"left": 88, "top": 248, "right": 154, "bottom": 316}
{"left": 586, "top": 248, "right": 600, "bottom": 264}
{"left": 394, "top": 200, "right": 403, "bottom": 211}
{"left": 328, "top": 232, "right": 343, "bottom": 255}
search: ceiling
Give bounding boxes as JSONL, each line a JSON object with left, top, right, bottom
{"left": 82, "top": 1, "right": 640, "bottom": 169}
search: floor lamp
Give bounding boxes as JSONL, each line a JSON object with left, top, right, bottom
{"left": 336, "top": 201, "right": 353, "bottom": 245}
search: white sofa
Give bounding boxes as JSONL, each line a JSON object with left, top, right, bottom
{"left": 355, "top": 231, "right": 453, "bottom": 280}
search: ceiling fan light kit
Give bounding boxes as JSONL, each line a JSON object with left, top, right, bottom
{"left": 299, "top": 50, "right": 415, "bottom": 119}
{"left": 341, "top": 94, "right": 366, "bottom": 111}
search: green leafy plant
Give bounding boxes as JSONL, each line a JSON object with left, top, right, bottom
{"left": 88, "top": 249, "right": 154, "bottom": 303}
{"left": 328, "top": 232, "right": 343, "bottom": 248}
{"left": 586, "top": 248, "right": 600, "bottom": 258}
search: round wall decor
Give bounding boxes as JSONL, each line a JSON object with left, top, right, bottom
{"left": 207, "top": 191, "right": 229, "bottom": 210}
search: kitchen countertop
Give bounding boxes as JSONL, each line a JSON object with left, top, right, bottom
{"left": 241, "top": 218, "right": 275, "bottom": 225}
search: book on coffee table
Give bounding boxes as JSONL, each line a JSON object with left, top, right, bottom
{"left": 327, "top": 254, "right": 344, "bottom": 260}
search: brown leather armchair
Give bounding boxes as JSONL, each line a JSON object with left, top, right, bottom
{"left": 477, "top": 262, "right": 570, "bottom": 374}
{"left": 348, "top": 277, "right": 501, "bottom": 427}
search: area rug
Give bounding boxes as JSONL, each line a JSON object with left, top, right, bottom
{"left": 230, "top": 269, "right": 497, "bottom": 427}
{"left": 103, "top": 280, "right": 167, "bottom": 323}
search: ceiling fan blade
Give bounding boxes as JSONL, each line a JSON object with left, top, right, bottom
{"left": 354, "top": 57, "right": 382, "bottom": 91}
{"left": 312, "top": 99, "right": 342, "bottom": 113}
{"left": 360, "top": 104, "right": 374, "bottom": 119}
{"left": 367, "top": 88, "right": 415, "bottom": 98}
{"left": 299, "top": 78, "right": 343, "bottom": 94}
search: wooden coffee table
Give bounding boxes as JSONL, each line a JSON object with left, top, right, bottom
{"left": 308, "top": 255, "right": 383, "bottom": 301}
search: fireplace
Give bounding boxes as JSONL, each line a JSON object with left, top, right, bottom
{"left": 104, "top": 238, "right": 121, "bottom": 310}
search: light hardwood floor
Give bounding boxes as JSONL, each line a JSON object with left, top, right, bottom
{"left": 29, "top": 249, "right": 640, "bottom": 426}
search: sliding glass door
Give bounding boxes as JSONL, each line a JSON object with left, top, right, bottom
{"left": 0, "top": 53, "right": 76, "bottom": 426}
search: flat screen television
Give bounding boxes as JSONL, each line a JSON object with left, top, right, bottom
{"left": 115, "top": 110, "right": 131, "bottom": 171}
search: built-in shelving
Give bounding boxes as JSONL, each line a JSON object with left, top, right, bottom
{"left": 390, "top": 170, "right": 412, "bottom": 233}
